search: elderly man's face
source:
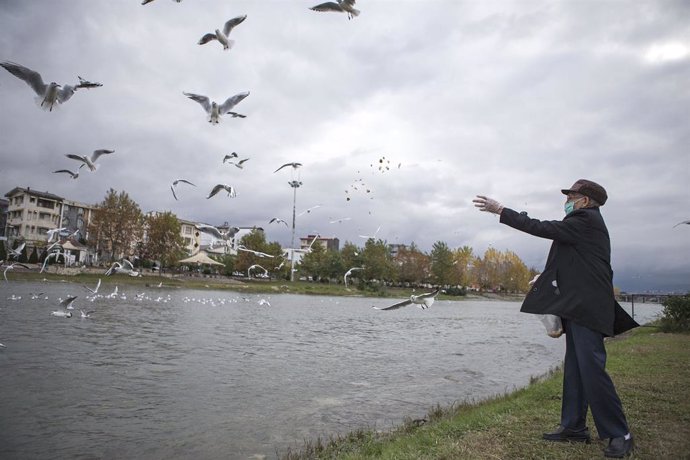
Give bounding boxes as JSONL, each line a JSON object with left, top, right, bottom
{"left": 566, "top": 192, "right": 588, "bottom": 210}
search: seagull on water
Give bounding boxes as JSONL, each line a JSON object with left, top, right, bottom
{"left": 183, "top": 91, "right": 250, "bottom": 124}
{"left": 170, "top": 179, "right": 196, "bottom": 201}
{"left": 258, "top": 298, "right": 271, "bottom": 306}
{"left": 310, "top": 0, "right": 360, "bottom": 19}
{"left": 53, "top": 169, "right": 79, "bottom": 179}
{"left": 373, "top": 289, "right": 440, "bottom": 311}
{"left": 4, "top": 262, "right": 30, "bottom": 281}
{"left": 207, "top": 184, "right": 237, "bottom": 199}
{"left": 343, "top": 267, "right": 364, "bottom": 288}
{"left": 52, "top": 296, "right": 77, "bottom": 317}
{"left": 0, "top": 61, "right": 100, "bottom": 111}
{"left": 65, "top": 149, "right": 114, "bottom": 172}
{"left": 198, "top": 15, "right": 247, "bottom": 50}
{"left": 274, "top": 162, "right": 302, "bottom": 173}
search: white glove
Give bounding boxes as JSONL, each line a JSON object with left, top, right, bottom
{"left": 528, "top": 273, "right": 540, "bottom": 286}
{"left": 473, "top": 195, "right": 504, "bottom": 215}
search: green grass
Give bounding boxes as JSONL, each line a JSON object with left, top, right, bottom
{"left": 281, "top": 327, "right": 690, "bottom": 459}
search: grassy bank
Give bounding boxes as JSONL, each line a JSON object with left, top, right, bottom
{"left": 282, "top": 327, "right": 690, "bottom": 459}
{"left": 6, "top": 270, "right": 522, "bottom": 301}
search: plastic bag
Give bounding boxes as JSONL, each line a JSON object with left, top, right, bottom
{"left": 538, "top": 314, "right": 563, "bottom": 338}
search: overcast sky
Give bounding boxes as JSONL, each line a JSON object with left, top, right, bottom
{"left": 0, "top": 0, "right": 688, "bottom": 292}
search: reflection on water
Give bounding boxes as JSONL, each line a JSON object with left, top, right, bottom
{"left": 0, "top": 281, "right": 662, "bottom": 459}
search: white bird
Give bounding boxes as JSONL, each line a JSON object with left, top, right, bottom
{"left": 207, "top": 184, "right": 237, "bottom": 199}
{"left": 6, "top": 242, "right": 26, "bottom": 260}
{"left": 30, "top": 292, "right": 45, "bottom": 299}
{"left": 53, "top": 169, "right": 79, "bottom": 179}
{"left": 274, "top": 162, "right": 302, "bottom": 173}
{"left": 247, "top": 264, "right": 269, "bottom": 278}
{"left": 4, "top": 262, "right": 30, "bottom": 281}
{"left": 238, "top": 246, "right": 274, "bottom": 258}
{"left": 198, "top": 15, "right": 247, "bottom": 50}
{"left": 227, "top": 158, "right": 250, "bottom": 169}
{"left": 373, "top": 289, "right": 441, "bottom": 311}
{"left": 183, "top": 91, "right": 250, "bottom": 124}
{"left": 297, "top": 205, "right": 322, "bottom": 217}
{"left": 673, "top": 220, "right": 690, "bottom": 228}
{"left": 0, "top": 343, "right": 5, "bottom": 348}
{"left": 310, "top": 0, "right": 360, "bottom": 19}
{"left": 329, "top": 217, "right": 351, "bottom": 224}
{"left": 344, "top": 267, "right": 364, "bottom": 288}
{"left": 142, "top": 0, "right": 182, "bottom": 5}
{"left": 40, "top": 248, "right": 64, "bottom": 273}
{"left": 52, "top": 296, "right": 77, "bottom": 317}
{"left": 269, "top": 218, "right": 288, "bottom": 227}
{"left": 196, "top": 223, "right": 240, "bottom": 241}
{"left": 258, "top": 298, "right": 271, "bottom": 306}
{"left": 223, "top": 152, "right": 239, "bottom": 162}
{"left": 0, "top": 61, "right": 85, "bottom": 111}
{"left": 46, "top": 227, "right": 67, "bottom": 242}
{"left": 170, "top": 179, "right": 196, "bottom": 201}
{"left": 80, "top": 310, "right": 95, "bottom": 318}
{"left": 65, "top": 149, "right": 114, "bottom": 172}
{"left": 358, "top": 225, "right": 381, "bottom": 239}
{"left": 105, "top": 259, "right": 139, "bottom": 277}
{"left": 83, "top": 278, "right": 101, "bottom": 294}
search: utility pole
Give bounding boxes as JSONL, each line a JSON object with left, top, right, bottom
{"left": 288, "top": 180, "right": 302, "bottom": 282}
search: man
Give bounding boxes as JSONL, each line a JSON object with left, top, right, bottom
{"left": 473, "top": 179, "right": 638, "bottom": 458}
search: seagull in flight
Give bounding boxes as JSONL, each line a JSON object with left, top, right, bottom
{"left": 297, "top": 205, "right": 322, "bottom": 217}
{"left": 196, "top": 224, "right": 240, "bottom": 241}
{"left": 207, "top": 184, "right": 237, "bottom": 199}
{"left": 373, "top": 289, "right": 440, "bottom": 311}
{"left": 0, "top": 61, "right": 100, "bottom": 111}
{"left": 6, "top": 242, "right": 26, "bottom": 260}
{"left": 46, "top": 227, "right": 67, "bottom": 242}
{"left": 53, "top": 169, "right": 79, "bottom": 179}
{"left": 238, "top": 246, "right": 274, "bottom": 258}
{"left": 310, "top": 0, "right": 360, "bottom": 19}
{"left": 269, "top": 218, "right": 288, "bottom": 227}
{"left": 343, "top": 267, "right": 364, "bottom": 288}
{"left": 105, "top": 259, "right": 139, "bottom": 277}
{"left": 41, "top": 248, "right": 64, "bottom": 273}
{"left": 329, "top": 217, "right": 351, "bottom": 224}
{"left": 142, "top": 0, "right": 182, "bottom": 5}
{"left": 183, "top": 91, "right": 250, "bottom": 124}
{"left": 80, "top": 309, "right": 96, "bottom": 318}
{"left": 247, "top": 264, "right": 269, "bottom": 278}
{"left": 83, "top": 278, "right": 101, "bottom": 294}
{"left": 223, "top": 152, "right": 239, "bottom": 163}
{"left": 198, "top": 15, "right": 247, "bottom": 50}
{"left": 170, "top": 179, "right": 196, "bottom": 200}
{"left": 76, "top": 76, "right": 103, "bottom": 89}
{"left": 65, "top": 149, "right": 114, "bottom": 171}
{"left": 227, "top": 158, "right": 250, "bottom": 169}
{"left": 274, "top": 162, "right": 302, "bottom": 173}
{"left": 4, "top": 262, "right": 30, "bottom": 281}
{"left": 358, "top": 225, "right": 381, "bottom": 239}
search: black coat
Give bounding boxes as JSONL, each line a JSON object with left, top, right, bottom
{"left": 500, "top": 207, "right": 638, "bottom": 337}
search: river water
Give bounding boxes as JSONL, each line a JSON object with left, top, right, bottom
{"left": 0, "top": 281, "right": 662, "bottom": 459}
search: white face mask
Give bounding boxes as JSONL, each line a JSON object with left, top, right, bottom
{"left": 564, "top": 197, "right": 584, "bottom": 215}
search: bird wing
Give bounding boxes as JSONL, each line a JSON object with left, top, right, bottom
{"left": 53, "top": 170, "right": 77, "bottom": 177}
{"left": 122, "top": 259, "right": 134, "bottom": 270}
{"left": 207, "top": 184, "right": 225, "bottom": 199}
{"left": 196, "top": 224, "right": 223, "bottom": 239}
{"left": 373, "top": 299, "right": 413, "bottom": 310}
{"left": 174, "top": 179, "right": 196, "bottom": 187}
{"left": 223, "top": 15, "right": 247, "bottom": 36}
{"left": 673, "top": 220, "right": 690, "bottom": 228}
{"left": 417, "top": 289, "right": 440, "bottom": 300}
{"left": 91, "top": 149, "right": 114, "bottom": 162}
{"left": 0, "top": 61, "right": 47, "bottom": 96}
{"left": 219, "top": 91, "right": 249, "bottom": 113}
{"left": 170, "top": 185, "right": 178, "bottom": 200}
{"left": 57, "top": 85, "right": 77, "bottom": 103}
{"left": 198, "top": 33, "right": 217, "bottom": 45}
{"left": 343, "top": 0, "right": 357, "bottom": 6}
{"left": 226, "top": 111, "right": 246, "bottom": 118}
{"left": 183, "top": 92, "right": 212, "bottom": 114}
{"left": 310, "top": 2, "right": 343, "bottom": 12}
{"left": 76, "top": 76, "right": 103, "bottom": 89}
{"left": 60, "top": 295, "right": 78, "bottom": 308}
{"left": 274, "top": 163, "right": 290, "bottom": 173}
{"left": 238, "top": 158, "right": 249, "bottom": 165}
{"left": 65, "top": 154, "right": 87, "bottom": 164}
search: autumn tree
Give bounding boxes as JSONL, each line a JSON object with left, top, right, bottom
{"left": 144, "top": 211, "right": 185, "bottom": 268}
{"left": 89, "top": 189, "right": 145, "bottom": 261}
{"left": 452, "top": 245, "right": 474, "bottom": 287}
{"left": 361, "top": 239, "right": 396, "bottom": 282}
{"left": 430, "top": 241, "right": 455, "bottom": 285}
{"left": 235, "top": 229, "right": 281, "bottom": 274}
{"left": 395, "top": 242, "right": 430, "bottom": 284}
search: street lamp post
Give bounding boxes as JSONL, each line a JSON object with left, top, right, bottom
{"left": 288, "top": 180, "right": 302, "bottom": 282}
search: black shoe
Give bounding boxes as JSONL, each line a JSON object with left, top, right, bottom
{"left": 542, "top": 425, "right": 591, "bottom": 443}
{"left": 604, "top": 435, "right": 634, "bottom": 458}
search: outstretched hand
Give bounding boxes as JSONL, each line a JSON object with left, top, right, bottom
{"left": 473, "top": 195, "right": 504, "bottom": 215}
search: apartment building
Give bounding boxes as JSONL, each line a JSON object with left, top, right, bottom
{"left": 4, "top": 187, "right": 65, "bottom": 243}
{"left": 299, "top": 234, "right": 340, "bottom": 252}
{"left": 0, "top": 198, "right": 8, "bottom": 239}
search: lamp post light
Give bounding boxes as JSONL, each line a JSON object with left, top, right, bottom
{"left": 288, "top": 180, "right": 302, "bottom": 282}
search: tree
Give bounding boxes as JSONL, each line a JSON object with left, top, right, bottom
{"left": 0, "top": 241, "right": 6, "bottom": 260}
{"left": 395, "top": 242, "right": 430, "bottom": 285}
{"left": 361, "top": 239, "right": 395, "bottom": 282}
{"left": 452, "top": 245, "right": 474, "bottom": 287}
{"left": 298, "top": 243, "right": 326, "bottom": 280}
{"left": 340, "top": 241, "right": 363, "bottom": 270}
{"left": 430, "top": 241, "right": 455, "bottom": 285}
{"left": 236, "top": 229, "right": 281, "bottom": 274}
{"left": 28, "top": 247, "right": 39, "bottom": 264}
{"left": 89, "top": 189, "right": 144, "bottom": 261}
{"left": 144, "top": 211, "right": 185, "bottom": 268}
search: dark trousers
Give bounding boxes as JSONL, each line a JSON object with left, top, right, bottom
{"left": 560, "top": 319, "right": 629, "bottom": 439}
